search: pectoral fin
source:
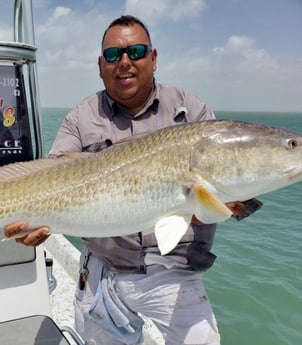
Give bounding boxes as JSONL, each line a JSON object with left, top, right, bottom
{"left": 188, "top": 184, "right": 233, "bottom": 224}
{"left": 154, "top": 216, "right": 189, "bottom": 255}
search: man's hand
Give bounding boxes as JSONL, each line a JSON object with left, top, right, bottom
{"left": 191, "top": 199, "right": 263, "bottom": 225}
{"left": 4, "top": 221, "right": 50, "bottom": 246}
{"left": 229, "top": 198, "right": 263, "bottom": 221}
{"left": 191, "top": 202, "right": 244, "bottom": 225}
{"left": 226, "top": 201, "right": 246, "bottom": 218}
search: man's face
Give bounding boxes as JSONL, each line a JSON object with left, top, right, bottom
{"left": 99, "top": 23, "right": 157, "bottom": 113}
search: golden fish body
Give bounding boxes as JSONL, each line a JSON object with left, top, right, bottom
{"left": 1, "top": 120, "right": 302, "bottom": 253}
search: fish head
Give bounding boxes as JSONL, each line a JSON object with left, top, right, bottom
{"left": 190, "top": 120, "right": 302, "bottom": 201}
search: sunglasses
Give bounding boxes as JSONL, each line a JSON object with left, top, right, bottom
{"left": 103, "top": 44, "right": 152, "bottom": 63}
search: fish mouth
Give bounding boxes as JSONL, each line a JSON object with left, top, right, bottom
{"left": 286, "top": 166, "right": 302, "bottom": 181}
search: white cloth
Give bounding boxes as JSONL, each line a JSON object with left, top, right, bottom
{"left": 87, "top": 263, "right": 144, "bottom": 345}
{"left": 74, "top": 247, "right": 221, "bottom": 345}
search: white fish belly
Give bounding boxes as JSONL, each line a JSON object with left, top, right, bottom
{"left": 1, "top": 184, "right": 188, "bottom": 238}
{"left": 56, "top": 187, "right": 187, "bottom": 237}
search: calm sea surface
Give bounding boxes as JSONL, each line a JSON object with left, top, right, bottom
{"left": 42, "top": 108, "right": 302, "bottom": 345}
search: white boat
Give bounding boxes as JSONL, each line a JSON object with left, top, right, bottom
{"left": 0, "top": 1, "right": 163, "bottom": 344}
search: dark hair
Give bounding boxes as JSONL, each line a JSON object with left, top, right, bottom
{"left": 101, "top": 15, "right": 152, "bottom": 47}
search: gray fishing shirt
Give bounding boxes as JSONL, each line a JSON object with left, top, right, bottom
{"left": 49, "top": 81, "right": 217, "bottom": 273}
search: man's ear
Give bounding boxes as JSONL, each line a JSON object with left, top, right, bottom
{"left": 152, "top": 48, "right": 158, "bottom": 72}
{"left": 98, "top": 56, "right": 103, "bottom": 79}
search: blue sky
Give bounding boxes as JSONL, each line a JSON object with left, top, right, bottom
{"left": 0, "top": 0, "right": 301, "bottom": 111}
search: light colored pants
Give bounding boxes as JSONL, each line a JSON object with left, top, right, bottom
{"left": 74, "top": 249, "right": 221, "bottom": 345}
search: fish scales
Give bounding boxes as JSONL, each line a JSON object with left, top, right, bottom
{"left": 1, "top": 120, "right": 302, "bottom": 246}
{"left": 0, "top": 122, "right": 203, "bottom": 237}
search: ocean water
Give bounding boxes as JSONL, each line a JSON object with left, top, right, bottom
{"left": 41, "top": 108, "right": 302, "bottom": 345}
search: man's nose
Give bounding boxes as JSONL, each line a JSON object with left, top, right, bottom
{"left": 119, "top": 52, "right": 131, "bottom": 66}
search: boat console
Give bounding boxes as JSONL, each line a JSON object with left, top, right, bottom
{"left": 0, "top": 1, "right": 83, "bottom": 344}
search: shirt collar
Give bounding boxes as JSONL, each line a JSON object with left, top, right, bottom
{"left": 102, "top": 80, "right": 159, "bottom": 120}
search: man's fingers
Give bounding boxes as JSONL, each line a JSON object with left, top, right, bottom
{"left": 4, "top": 221, "right": 29, "bottom": 238}
{"left": 16, "top": 227, "right": 50, "bottom": 247}
{"left": 226, "top": 201, "right": 245, "bottom": 217}
{"left": 3, "top": 221, "right": 50, "bottom": 247}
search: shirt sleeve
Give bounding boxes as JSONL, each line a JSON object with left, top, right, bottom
{"left": 182, "top": 90, "right": 216, "bottom": 122}
{"left": 48, "top": 106, "right": 82, "bottom": 156}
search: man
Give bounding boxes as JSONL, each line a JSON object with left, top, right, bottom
{"left": 5, "top": 15, "right": 246, "bottom": 345}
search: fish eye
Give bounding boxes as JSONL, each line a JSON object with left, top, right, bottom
{"left": 287, "top": 139, "right": 298, "bottom": 149}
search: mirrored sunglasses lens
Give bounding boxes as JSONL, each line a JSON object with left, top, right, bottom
{"left": 104, "top": 48, "right": 121, "bottom": 62}
{"left": 128, "top": 45, "right": 146, "bottom": 60}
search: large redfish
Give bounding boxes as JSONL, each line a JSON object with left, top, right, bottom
{"left": 1, "top": 120, "right": 302, "bottom": 254}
